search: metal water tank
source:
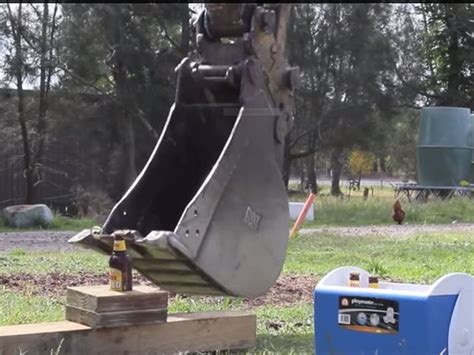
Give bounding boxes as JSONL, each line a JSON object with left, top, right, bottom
{"left": 417, "top": 107, "right": 472, "bottom": 186}
{"left": 471, "top": 114, "right": 474, "bottom": 183}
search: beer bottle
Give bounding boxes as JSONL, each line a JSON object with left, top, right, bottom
{"left": 369, "top": 275, "right": 379, "bottom": 289}
{"left": 349, "top": 272, "right": 360, "bottom": 287}
{"left": 109, "top": 235, "right": 133, "bottom": 291}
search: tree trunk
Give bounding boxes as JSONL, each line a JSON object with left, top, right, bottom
{"left": 444, "top": 5, "right": 462, "bottom": 106}
{"left": 180, "top": 4, "right": 190, "bottom": 55}
{"left": 111, "top": 10, "right": 138, "bottom": 191}
{"left": 298, "top": 159, "right": 305, "bottom": 192}
{"left": 115, "top": 72, "right": 138, "bottom": 189}
{"left": 282, "top": 135, "right": 292, "bottom": 189}
{"left": 8, "top": 4, "right": 35, "bottom": 204}
{"left": 330, "top": 150, "right": 343, "bottom": 196}
{"left": 379, "top": 156, "right": 386, "bottom": 172}
{"left": 123, "top": 114, "right": 137, "bottom": 188}
{"left": 306, "top": 155, "right": 317, "bottom": 193}
{"left": 33, "top": 2, "right": 50, "bottom": 202}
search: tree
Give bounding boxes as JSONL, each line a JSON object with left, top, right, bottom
{"left": 420, "top": 4, "right": 473, "bottom": 107}
{"left": 393, "top": 4, "right": 473, "bottom": 108}
{"left": 58, "top": 4, "right": 190, "bottom": 197}
{"left": 286, "top": 4, "right": 402, "bottom": 195}
{"left": 2, "top": 3, "right": 33, "bottom": 202}
{"left": 347, "top": 149, "right": 376, "bottom": 181}
{"left": 1, "top": 3, "right": 58, "bottom": 203}
{"left": 384, "top": 109, "right": 419, "bottom": 180}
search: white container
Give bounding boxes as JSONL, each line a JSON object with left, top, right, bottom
{"left": 289, "top": 201, "right": 314, "bottom": 221}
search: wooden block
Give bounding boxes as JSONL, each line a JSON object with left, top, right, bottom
{"left": 0, "top": 311, "right": 257, "bottom": 355}
{"left": 66, "top": 285, "right": 168, "bottom": 313}
{"left": 65, "top": 305, "right": 167, "bottom": 328}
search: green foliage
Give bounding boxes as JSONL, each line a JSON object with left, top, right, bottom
{"left": 383, "top": 109, "right": 419, "bottom": 179}
{"left": 459, "top": 180, "right": 470, "bottom": 187}
{"left": 418, "top": 3, "right": 473, "bottom": 107}
{"left": 288, "top": 4, "right": 400, "bottom": 157}
{"left": 58, "top": 3, "right": 191, "bottom": 197}
{"left": 366, "top": 260, "right": 389, "bottom": 278}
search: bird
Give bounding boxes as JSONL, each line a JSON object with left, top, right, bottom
{"left": 392, "top": 200, "right": 405, "bottom": 225}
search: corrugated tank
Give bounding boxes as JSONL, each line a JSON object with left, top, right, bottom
{"left": 417, "top": 107, "right": 472, "bottom": 186}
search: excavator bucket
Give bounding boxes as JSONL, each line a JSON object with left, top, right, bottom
{"left": 69, "top": 4, "right": 299, "bottom": 298}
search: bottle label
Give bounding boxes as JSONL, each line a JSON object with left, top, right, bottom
{"left": 110, "top": 267, "right": 123, "bottom": 291}
{"left": 113, "top": 240, "right": 126, "bottom": 252}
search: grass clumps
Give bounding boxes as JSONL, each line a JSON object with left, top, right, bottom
{"left": 291, "top": 187, "right": 474, "bottom": 226}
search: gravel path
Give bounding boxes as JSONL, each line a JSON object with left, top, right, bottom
{"left": 2, "top": 223, "right": 474, "bottom": 252}
{"left": 0, "top": 231, "right": 78, "bottom": 252}
{"left": 299, "top": 223, "right": 474, "bottom": 238}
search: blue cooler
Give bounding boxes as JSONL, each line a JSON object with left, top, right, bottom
{"left": 314, "top": 267, "right": 474, "bottom": 355}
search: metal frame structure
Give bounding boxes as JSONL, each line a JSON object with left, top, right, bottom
{"left": 394, "top": 183, "right": 474, "bottom": 202}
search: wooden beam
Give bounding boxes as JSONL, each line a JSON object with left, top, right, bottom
{"left": 66, "top": 285, "right": 168, "bottom": 313}
{"left": 0, "top": 311, "right": 257, "bottom": 355}
{"left": 65, "top": 285, "right": 168, "bottom": 328}
{"left": 65, "top": 305, "right": 167, "bottom": 329}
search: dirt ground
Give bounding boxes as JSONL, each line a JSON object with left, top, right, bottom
{"left": 0, "top": 231, "right": 77, "bottom": 252}
{"left": 2, "top": 223, "right": 474, "bottom": 252}
{"left": 0, "top": 271, "right": 317, "bottom": 308}
{"left": 0, "top": 230, "right": 318, "bottom": 307}
{"left": 2, "top": 224, "right": 473, "bottom": 308}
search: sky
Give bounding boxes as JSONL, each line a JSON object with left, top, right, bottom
{"left": 1, "top": 3, "right": 63, "bottom": 90}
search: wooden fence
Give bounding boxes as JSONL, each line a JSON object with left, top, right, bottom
{"left": 0, "top": 143, "right": 104, "bottom": 215}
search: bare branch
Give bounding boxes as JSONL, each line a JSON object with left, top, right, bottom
{"left": 57, "top": 64, "right": 159, "bottom": 140}
{"left": 156, "top": 18, "right": 182, "bottom": 53}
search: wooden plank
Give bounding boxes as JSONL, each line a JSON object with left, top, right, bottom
{"left": 66, "top": 285, "right": 168, "bottom": 313}
{"left": 65, "top": 305, "right": 167, "bottom": 328}
{"left": 0, "top": 311, "right": 257, "bottom": 355}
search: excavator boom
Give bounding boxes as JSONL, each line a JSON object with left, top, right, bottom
{"left": 69, "top": 3, "right": 298, "bottom": 298}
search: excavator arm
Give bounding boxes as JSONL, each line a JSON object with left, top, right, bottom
{"left": 69, "top": 3, "right": 299, "bottom": 298}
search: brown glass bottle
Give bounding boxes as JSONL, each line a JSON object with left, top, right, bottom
{"left": 369, "top": 275, "right": 379, "bottom": 288}
{"left": 109, "top": 235, "right": 133, "bottom": 291}
{"left": 349, "top": 272, "right": 360, "bottom": 287}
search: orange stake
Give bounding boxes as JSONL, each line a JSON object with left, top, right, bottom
{"left": 290, "top": 192, "right": 316, "bottom": 239}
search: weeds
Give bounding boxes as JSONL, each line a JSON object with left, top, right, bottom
{"left": 297, "top": 194, "right": 474, "bottom": 226}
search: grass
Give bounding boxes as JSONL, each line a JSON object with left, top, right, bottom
{"left": 0, "top": 249, "right": 106, "bottom": 275}
{"left": 284, "top": 232, "right": 474, "bottom": 283}
{"left": 2, "top": 230, "right": 474, "bottom": 352}
{"left": 0, "top": 215, "right": 96, "bottom": 232}
{"left": 2, "top": 186, "right": 473, "bottom": 233}
{"left": 6, "top": 230, "right": 474, "bottom": 282}
{"left": 289, "top": 185, "right": 474, "bottom": 226}
{"left": 0, "top": 289, "right": 64, "bottom": 325}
